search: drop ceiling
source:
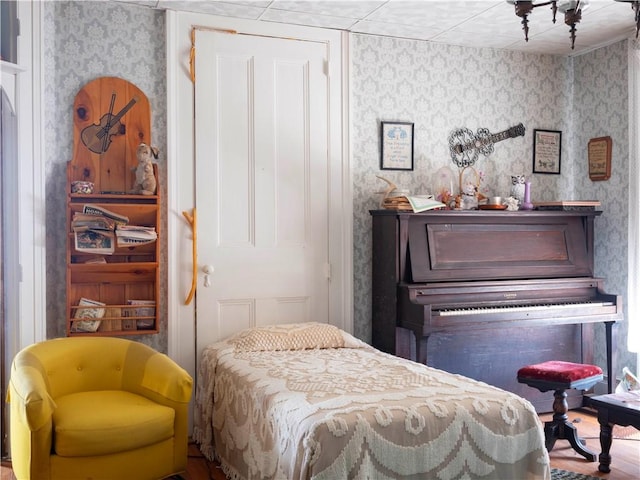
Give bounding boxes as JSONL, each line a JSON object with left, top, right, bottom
{"left": 126, "top": 1, "right": 638, "bottom": 56}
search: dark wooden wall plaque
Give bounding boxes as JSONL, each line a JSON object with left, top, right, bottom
{"left": 588, "top": 136, "right": 612, "bottom": 181}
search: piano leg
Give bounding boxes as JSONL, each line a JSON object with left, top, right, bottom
{"left": 414, "top": 332, "right": 429, "bottom": 365}
{"left": 605, "top": 321, "right": 617, "bottom": 394}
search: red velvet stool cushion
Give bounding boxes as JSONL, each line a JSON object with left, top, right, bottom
{"left": 517, "top": 361, "right": 603, "bottom": 383}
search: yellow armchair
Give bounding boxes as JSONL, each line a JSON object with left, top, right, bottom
{"left": 8, "top": 337, "right": 193, "bottom": 480}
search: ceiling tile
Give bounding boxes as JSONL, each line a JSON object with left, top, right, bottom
{"left": 350, "top": 20, "right": 442, "bottom": 41}
{"left": 261, "top": 9, "right": 358, "bottom": 29}
{"left": 270, "top": 1, "right": 386, "bottom": 18}
{"left": 366, "top": 1, "right": 503, "bottom": 29}
{"left": 157, "top": 0, "right": 266, "bottom": 18}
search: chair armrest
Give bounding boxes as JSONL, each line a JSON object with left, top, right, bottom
{"left": 140, "top": 353, "right": 193, "bottom": 404}
{"left": 8, "top": 365, "right": 56, "bottom": 431}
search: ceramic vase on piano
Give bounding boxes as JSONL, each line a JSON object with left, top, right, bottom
{"left": 521, "top": 181, "right": 534, "bottom": 210}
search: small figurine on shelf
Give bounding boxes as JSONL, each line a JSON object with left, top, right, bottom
{"left": 130, "top": 143, "right": 158, "bottom": 195}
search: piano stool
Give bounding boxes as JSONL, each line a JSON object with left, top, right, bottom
{"left": 517, "top": 360, "right": 603, "bottom": 462}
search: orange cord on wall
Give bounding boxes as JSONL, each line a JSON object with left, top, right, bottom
{"left": 182, "top": 208, "right": 197, "bottom": 305}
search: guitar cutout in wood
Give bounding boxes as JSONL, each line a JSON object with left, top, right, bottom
{"left": 81, "top": 94, "right": 139, "bottom": 154}
{"left": 448, "top": 123, "right": 526, "bottom": 168}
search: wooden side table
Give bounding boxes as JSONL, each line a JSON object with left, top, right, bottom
{"left": 587, "top": 393, "right": 640, "bottom": 473}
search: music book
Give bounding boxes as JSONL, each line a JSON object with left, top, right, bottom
{"left": 533, "top": 200, "right": 600, "bottom": 211}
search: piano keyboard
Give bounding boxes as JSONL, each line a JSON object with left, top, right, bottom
{"left": 437, "top": 300, "right": 615, "bottom": 316}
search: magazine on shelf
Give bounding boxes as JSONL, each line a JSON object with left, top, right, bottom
{"left": 71, "top": 297, "right": 106, "bottom": 333}
{"left": 83, "top": 255, "right": 107, "bottom": 264}
{"left": 125, "top": 299, "right": 156, "bottom": 330}
{"left": 82, "top": 204, "right": 129, "bottom": 225}
{"left": 74, "top": 227, "right": 115, "bottom": 254}
{"left": 115, "top": 225, "right": 157, "bottom": 247}
{"left": 71, "top": 213, "right": 116, "bottom": 231}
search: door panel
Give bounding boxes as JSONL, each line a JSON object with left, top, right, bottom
{"left": 194, "top": 31, "right": 329, "bottom": 354}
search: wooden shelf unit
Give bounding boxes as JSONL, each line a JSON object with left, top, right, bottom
{"left": 66, "top": 76, "right": 158, "bottom": 336}
{"left": 66, "top": 165, "right": 160, "bottom": 336}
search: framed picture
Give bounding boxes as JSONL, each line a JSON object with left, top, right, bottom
{"left": 380, "top": 121, "right": 414, "bottom": 170}
{"left": 588, "top": 136, "right": 612, "bottom": 181}
{"left": 532, "top": 129, "right": 562, "bottom": 174}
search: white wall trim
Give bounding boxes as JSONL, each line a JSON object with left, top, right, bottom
{"left": 165, "top": 9, "right": 195, "bottom": 367}
{"left": 3, "top": 0, "right": 47, "bottom": 357}
{"left": 339, "top": 31, "right": 353, "bottom": 335}
{"left": 627, "top": 38, "right": 640, "bottom": 360}
{"left": 30, "top": 0, "right": 46, "bottom": 346}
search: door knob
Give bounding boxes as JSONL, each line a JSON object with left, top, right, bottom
{"left": 202, "top": 265, "right": 214, "bottom": 287}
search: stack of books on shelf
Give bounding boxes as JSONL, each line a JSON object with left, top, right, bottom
{"left": 382, "top": 195, "right": 413, "bottom": 211}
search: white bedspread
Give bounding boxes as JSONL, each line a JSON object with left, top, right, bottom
{"left": 193, "top": 324, "right": 550, "bottom": 480}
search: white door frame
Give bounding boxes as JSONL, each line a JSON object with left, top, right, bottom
{"left": 2, "top": 0, "right": 46, "bottom": 354}
{"left": 165, "top": 11, "right": 352, "bottom": 383}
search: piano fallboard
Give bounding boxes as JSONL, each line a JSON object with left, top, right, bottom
{"left": 406, "top": 210, "right": 599, "bottom": 282}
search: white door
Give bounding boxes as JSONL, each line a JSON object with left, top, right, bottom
{"left": 194, "top": 30, "right": 330, "bottom": 351}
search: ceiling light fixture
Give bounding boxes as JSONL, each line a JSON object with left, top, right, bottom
{"left": 560, "top": 1, "right": 584, "bottom": 49}
{"left": 616, "top": 0, "right": 640, "bottom": 38}
{"left": 508, "top": 1, "right": 640, "bottom": 50}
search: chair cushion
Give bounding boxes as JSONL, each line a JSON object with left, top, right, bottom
{"left": 53, "top": 390, "right": 175, "bottom": 457}
{"left": 517, "top": 361, "right": 603, "bottom": 383}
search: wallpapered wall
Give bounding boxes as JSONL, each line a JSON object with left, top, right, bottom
{"left": 349, "top": 34, "right": 634, "bottom": 374}
{"left": 44, "top": 2, "right": 634, "bottom": 373}
{"left": 43, "top": 1, "right": 167, "bottom": 351}
{"left": 573, "top": 43, "right": 631, "bottom": 373}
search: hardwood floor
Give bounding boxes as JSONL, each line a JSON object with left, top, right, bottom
{"left": 537, "top": 409, "right": 640, "bottom": 479}
{"left": 2, "top": 410, "right": 638, "bottom": 479}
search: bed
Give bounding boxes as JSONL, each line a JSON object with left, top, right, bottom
{"left": 193, "top": 322, "right": 551, "bottom": 480}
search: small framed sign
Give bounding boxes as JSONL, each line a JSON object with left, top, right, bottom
{"left": 533, "top": 129, "right": 562, "bottom": 174}
{"left": 588, "top": 136, "right": 612, "bottom": 181}
{"left": 380, "top": 121, "right": 414, "bottom": 171}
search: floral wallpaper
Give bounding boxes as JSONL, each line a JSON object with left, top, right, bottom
{"left": 573, "top": 41, "right": 632, "bottom": 374}
{"left": 43, "top": 1, "right": 634, "bottom": 373}
{"left": 43, "top": 1, "right": 167, "bottom": 351}
{"left": 350, "top": 34, "right": 569, "bottom": 342}
{"left": 349, "top": 34, "right": 635, "bottom": 374}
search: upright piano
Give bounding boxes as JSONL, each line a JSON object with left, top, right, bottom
{"left": 370, "top": 209, "right": 622, "bottom": 412}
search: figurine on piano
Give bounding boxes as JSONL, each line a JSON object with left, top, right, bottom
{"left": 458, "top": 182, "right": 478, "bottom": 210}
{"left": 504, "top": 196, "right": 519, "bottom": 211}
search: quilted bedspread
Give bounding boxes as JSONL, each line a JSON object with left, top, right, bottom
{"left": 193, "top": 323, "right": 550, "bottom": 480}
